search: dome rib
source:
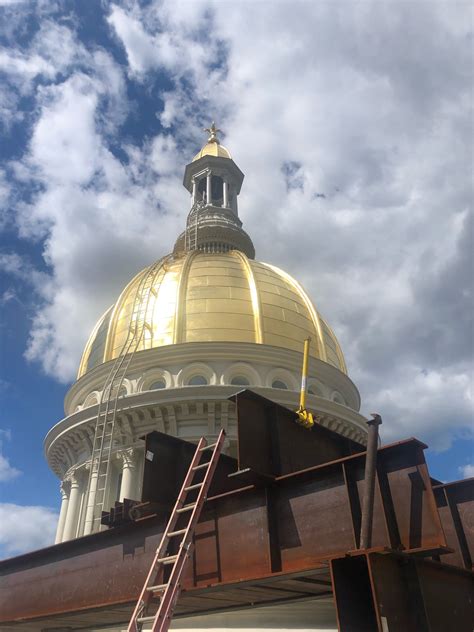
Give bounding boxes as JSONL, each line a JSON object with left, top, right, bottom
{"left": 233, "top": 250, "right": 263, "bottom": 343}
{"left": 103, "top": 266, "right": 148, "bottom": 362}
{"left": 77, "top": 306, "right": 112, "bottom": 379}
{"left": 175, "top": 249, "right": 199, "bottom": 344}
{"left": 263, "top": 263, "right": 328, "bottom": 363}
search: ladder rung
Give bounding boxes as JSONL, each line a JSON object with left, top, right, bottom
{"left": 192, "top": 462, "right": 209, "bottom": 471}
{"left": 157, "top": 555, "right": 178, "bottom": 564}
{"left": 184, "top": 482, "right": 204, "bottom": 491}
{"left": 167, "top": 528, "right": 187, "bottom": 537}
{"left": 200, "top": 442, "right": 218, "bottom": 451}
{"left": 176, "top": 503, "right": 197, "bottom": 513}
{"left": 146, "top": 583, "right": 167, "bottom": 593}
{"left": 137, "top": 615, "right": 156, "bottom": 623}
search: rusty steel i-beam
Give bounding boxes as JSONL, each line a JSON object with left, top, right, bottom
{"left": 359, "top": 413, "right": 382, "bottom": 549}
{"left": 0, "top": 390, "right": 473, "bottom": 632}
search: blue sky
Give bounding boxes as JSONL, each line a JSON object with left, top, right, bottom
{"left": 0, "top": 0, "right": 472, "bottom": 557}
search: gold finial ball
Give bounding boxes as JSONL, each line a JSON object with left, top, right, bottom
{"left": 204, "top": 121, "right": 222, "bottom": 144}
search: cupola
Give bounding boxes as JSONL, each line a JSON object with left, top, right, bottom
{"left": 174, "top": 123, "right": 255, "bottom": 258}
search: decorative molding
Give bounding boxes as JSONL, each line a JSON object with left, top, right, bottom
{"left": 265, "top": 367, "right": 299, "bottom": 391}
{"left": 331, "top": 390, "right": 346, "bottom": 405}
{"left": 177, "top": 362, "right": 216, "bottom": 387}
{"left": 65, "top": 342, "right": 361, "bottom": 415}
{"left": 137, "top": 368, "right": 173, "bottom": 392}
{"left": 221, "top": 362, "right": 262, "bottom": 387}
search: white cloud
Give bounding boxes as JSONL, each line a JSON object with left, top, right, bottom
{"left": 0, "top": 49, "right": 53, "bottom": 80}
{"left": 6, "top": 64, "right": 185, "bottom": 378}
{"left": 0, "top": 288, "right": 15, "bottom": 303}
{"left": 0, "top": 503, "right": 57, "bottom": 557}
{"left": 0, "top": 169, "right": 11, "bottom": 227}
{"left": 0, "top": 430, "right": 21, "bottom": 483}
{"left": 108, "top": 5, "right": 157, "bottom": 75}
{"left": 459, "top": 464, "right": 474, "bottom": 479}
{"left": 2, "top": 1, "right": 473, "bottom": 453}
{"left": 0, "top": 454, "right": 20, "bottom": 482}
{"left": 31, "top": 76, "right": 101, "bottom": 185}
{"left": 107, "top": 3, "right": 219, "bottom": 82}
{"left": 0, "top": 252, "right": 50, "bottom": 293}
{"left": 0, "top": 21, "right": 88, "bottom": 104}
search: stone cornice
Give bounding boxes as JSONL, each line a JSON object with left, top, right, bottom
{"left": 46, "top": 385, "right": 368, "bottom": 478}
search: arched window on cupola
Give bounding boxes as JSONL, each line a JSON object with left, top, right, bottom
{"left": 211, "top": 175, "right": 224, "bottom": 206}
{"left": 197, "top": 175, "right": 225, "bottom": 207}
{"left": 198, "top": 177, "right": 207, "bottom": 203}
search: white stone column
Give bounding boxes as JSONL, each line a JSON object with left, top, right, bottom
{"left": 83, "top": 460, "right": 98, "bottom": 536}
{"left": 62, "top": 473, "right": 81, "bottom": 541}
{"left": 206, "top": 172, "right": 212, "bottom": 206}
{"left": 223, "top": 181, "right": 229, "bottom": 208}
{"left": 55, "top": 480, "right": 70, "bottom": 544}
{"left": 118, "top": 448, "right": 137, "bottom": 501}
{"left": 192, "top": 179, "right": 197, "bottom": 205}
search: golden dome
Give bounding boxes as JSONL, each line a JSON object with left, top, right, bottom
{"left": 192, "top": 121, "right": 231, "bottom": 162}
{"left": 78, "top": 251, "right": 347, "bottom": 379}
{"left": 192, "top": 141, "right": 232, "bottom": 162}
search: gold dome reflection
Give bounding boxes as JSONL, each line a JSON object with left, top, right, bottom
{"left": 78, "top": 251, "right": 347, "bottom": 378}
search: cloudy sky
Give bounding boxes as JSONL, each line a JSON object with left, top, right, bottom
{"left": 0, "top": 0, "right": 472, "bottom": 557}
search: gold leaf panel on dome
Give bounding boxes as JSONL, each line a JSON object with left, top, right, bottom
{"left": 78, "top": 251, "right": 347, "bottom": 379}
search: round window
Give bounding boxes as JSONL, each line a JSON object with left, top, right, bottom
{"left": 272, "top": 380, "right": 288, "bottom": 390}
{"left": 188, "top": 375, "right": 208, "bottom": 386}
{"left": 149, "top": 379, "right": 166, "bottom": 390}
{"left": 230, "top": 376, "right": 250, "bottom": 386}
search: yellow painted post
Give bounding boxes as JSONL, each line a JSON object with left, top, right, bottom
{"left": 299, "top": 337, "right": 311, "bottom": 410}
{"left": 296, "top": 337, "right": 314, "bottom": 428}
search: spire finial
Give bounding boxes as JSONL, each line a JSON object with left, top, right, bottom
{"left": 204, "top": 121, "right": 221, "bottom": 144}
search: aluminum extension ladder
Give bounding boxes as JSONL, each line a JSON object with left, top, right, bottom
{"left": 128, "top": 429, "right": 226, "bottom": 632}
{"left": 84, "top": 257, "right": 167, "bottom": 535}
{"left": 184, "top": 200, "right": 203, "bottom": 251}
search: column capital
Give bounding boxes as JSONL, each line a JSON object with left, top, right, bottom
{"left": 60, "top": 479, "right": 71, "bottom": 496}
{"left": 85, "top": 459, "right": 99, "bottom": 474}
{"left": 116, "top": 447, "right": 136, "bottom": 469}
{"left": 64, "top": 471, "right": 80, "bottom": 488}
